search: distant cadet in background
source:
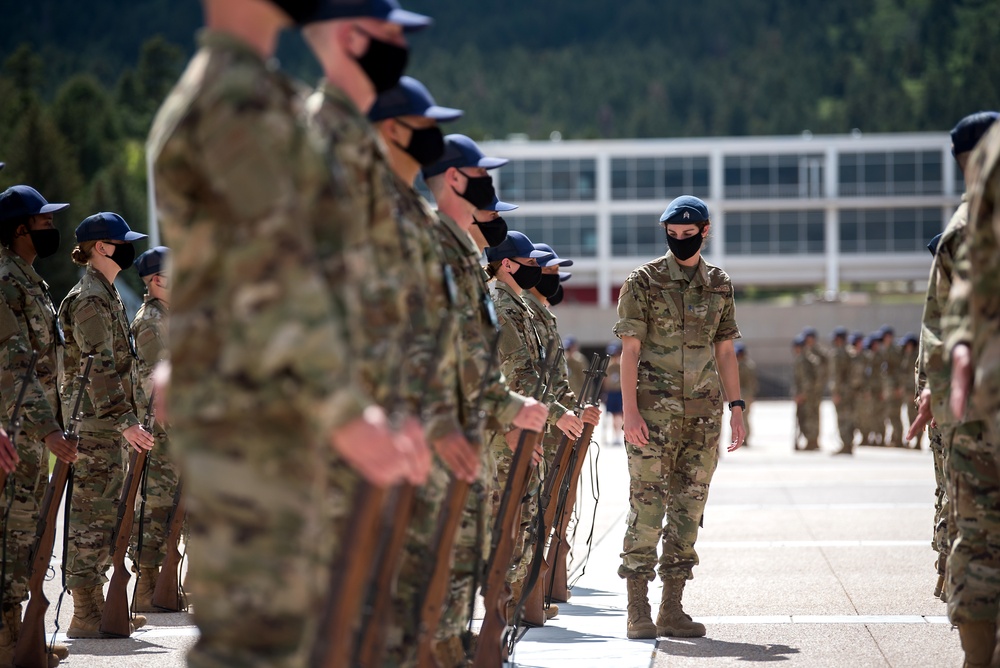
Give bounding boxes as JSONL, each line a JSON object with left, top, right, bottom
{"left": 602, "top": 341, "right": 624, "bottom": 445}
{"left": 734, "top": 342, "right": 757, "bottom": 447}
{"left": 829, "top": 327, "right": 855, "bottom": 455}
{"left": 564, "top": 336, "right": 587, "bottom": 398}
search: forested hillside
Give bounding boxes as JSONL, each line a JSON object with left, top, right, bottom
{"left": 0, "top": 0, "right": 998, "bottom": 299}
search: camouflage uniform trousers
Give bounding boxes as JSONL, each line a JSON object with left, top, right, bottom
{"left": 886, "top": 394, "right": 905, "bottom": 446}
{"left": 490, "top": 429, "right": 541, "bottom": 585}
{"left": 618, "top": 415, "right": 721, "bottom": 581}
{"left": 946, "top": 419, "right": 1000, "bottom": 624}
{"left": 0, "top": 433, "right": 51, "bottom": 611}
{"left": 436, "top": 447, "right": 495, "bottom": 643}
{"left": 834, "top": 397, "right": 855, "bottom": 451}
{"left": 175, "top": 414, "right": 327, "bottom": 668}
{"left": 743, "top": 400, "right": 753, "bottom": 445}
{"left": 928, "top": 424, "right": 951, "bottom": 564}
{"left": 65, "top": 430, "right": 125, "bottom": 591}
{"left": 383, "top": 458, "right": 450, "bottom": 667}
{"left": 803, "top": 394, "right": 822, "bottom": 444}
{"left": 129, "top": 428, "right": 181, "bottom": 569}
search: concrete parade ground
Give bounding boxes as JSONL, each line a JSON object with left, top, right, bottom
{"left": 38, "top": 400, "right": 962, "bottom": 667}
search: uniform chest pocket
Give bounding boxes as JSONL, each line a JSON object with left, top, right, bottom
{"left": 648, "top": 281, "right": 684, "bottom": 339}
{"left": 697, "top": 288, "right": 728, "bottom": 339}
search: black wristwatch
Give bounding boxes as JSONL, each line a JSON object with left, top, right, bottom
{"left": 728, "top": 400, "right": 746, "bottom": 411}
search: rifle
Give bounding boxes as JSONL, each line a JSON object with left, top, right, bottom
{"left": 100, "top": 388, "right": 155, "bottom": 637}
{"left": 519, "top": 353, "right": 602, "bottom": 627}
{"left": 543, "top": 354, "right": 609, "bottom": 605}
{"left": 151, "top": 480, "right": 185, "bottom": 611}
{"left": 15, "top": 355, "right": 93, "bottom": 668}
{"left": 414, "top": 327, "right": 502, "bottom": 667}
{"left": 354, "top": 266, "right": 458, "bottom": 667}
{"left": 474, "top": 340, "right": 561, "bottom": 668}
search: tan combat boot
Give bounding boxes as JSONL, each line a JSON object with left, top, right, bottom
{"left": 0, "top": 607, "right": 17, "bottom": 668}
{"left": 625, "top": 577, "right": 657, "bottom": 639}
{"left": 544, "top": 603, "right": 559, "bottom": 620}
{"left": 656, "top": 578, "right": 706, "bottom": 638}
{"left": 959, "top": 621, "right": 995, "bottom": 668}
{"left": 133, "top": 567, "right": 159, "bottom": 613}
{"left": 68, "top": 586, "right": 104, "bottom": 639}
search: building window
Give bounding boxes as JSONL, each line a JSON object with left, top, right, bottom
{"left": 611, "top": 156, "right": 709, "bottom": 200}
{"left": 723, "top": 154, "right": 824, "bottom": 199}
{"left": 506, "top": 214, "right": 598, "bottom": 257}
{"left": 501, "top": 159, "right": 596, "bottom": 202}
{"left": 611, "top": 213, "right": 663, "bottom": 256}
{"left": 839, "top": 207, "right": 944, "bottom": 253}
{"left": 839, "top": 151, "right": 942, "bottom": 196}
{"left": 724, "top": 210, "right": 825, "bottom": 255}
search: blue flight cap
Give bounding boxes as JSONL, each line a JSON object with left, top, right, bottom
{"left": 927, "top": 232, "right": 943, "bottom": 256}
{"left": 485, "top": 231, "right": 552, "bottom": 262}
{"left": 900, "top": 332, "right": 919, "bottom": 346}
{"left": 422, "top": 134, "right": 508, "bottom": 179}
{"left": 792, "top": 335, "right": 805, "bottom": 347}
{"left": 309, "top": 0, "right": 431, "bottom": 31}
{"left": 850, "top": 332, "right": 863, "bottom": 345}
{"left": 607, "top": 341, "right": 622, "bottom": 355}
{"left": 533, "top": 243, "right": 574, "bottom": 268}
{"left": 951, "top": 111, "right": 999, "bottom": 156}
{"left": 0, "top": 162, "right": 5, "bottom": 171}
{"left": 368, "top": 76, "right": 462, "bottom": 123}
{"left": 75, "top": 212, "right": 147, "bottom": 243}
{"left": 135, "top": 246, "right": 170, "bottom": 277}
{"left": 880, "top": 325, "right": 894, "bottom": 336}
{"left": 802, "top": 326, "right": 817, "bottom": 338}
{"left": 832, "top": 326, "right": 848, "bottom": 339}
{"left": 660, "top": 195, "right": 710, "bottom": 224}
{"left": 734, "top": 341, "right": 746, "bottom": 354}
{"left": 0, "top": 185, "right": 69, "bottom": 221}
{"left": 559, "top": 271, "right": 572, "bottom": 281}
{"left": 563, "top": 336, "right": 577, "bottom": 349}
{"left": 481, "top": 195, "right": 517, "bottom": 213}
{"left": 870, "top": 330, "right": 885, "bottom": 341}
{"left": 863, "top": 336, "right": 874, "bottom": 350}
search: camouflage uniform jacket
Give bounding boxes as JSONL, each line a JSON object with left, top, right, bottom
{"left": 792, "top": 352, "right": 815, "bottom": 397}
{"left": 737, "top": 356, "right": 758, "bottom": 402}
{"left": 0, "top": 247, "right": 63, "bottom": 441}
{"left": 830, "top": 345, "right": 852, "bottom": 399}
{"left": 130, "top": 295, "right": 168, "bottom": 419}
{"left": 848, "top": 347, "right": 866, "bottom": 392}
{"left": 566, "top": 350, "right": 588, "bottom": 398}
{"left": 945, "top": 124, "right": 1000, "bottom": 425}
{"left": 58, "top": 266, "right": 140, "bottom": 433}
{"left": 433, "top": 211, "right": 527, "bottom": 438}
{"left": 304, "top": 80, "right": 410, "bottom": 413}
{"left": 523, "top": 292, "right": 576, "bottom": 415}
{"left": 881, "top": 343, "right": 903, "bottom": 393}
{"left": 614, "top": 253, "right": 741, "bottom": 417}
{"left": 147, "top": 31, "right": 365, "bottom": 437}
{"left": 386, "top": 176, "right": 460, "bottom": 441}
{"left": 804, "top": 347, "right": 827, "bottom": 397}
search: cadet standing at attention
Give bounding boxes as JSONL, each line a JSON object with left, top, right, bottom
{"left": 422, "top": 135, "right": 549, "bottom": 664}
{"left": 616, "top": 196, "right": 744, "bottom": 641}
{"left": 879, "top": 326, "right": 905, "bottom": 447}
{"left": 734, "top": 341, "right": 757, "bottom": 447}
{"left": 58, "top": 212, "right": 154, "bottom": 638}
{"left": 128, "top": 246, "right": 180, "bottom": 613}
{"left": 941, "top": 119, "right": 1000, "bottom": 667}
{"left": 830, "top": 327, "right": 855, "bottom": 455}
{"left": 147, "top": 0, "right": 420, "bottom": 664}
{"left": 800, "top": 327, "right": 825, "bottom": 450}
{"left": 791, "top": 335, "right": 812, "bottom": 450}
{"left": 564, "top": 336, "right": 588, "bottom": 398}
{"left": 898, "top": 332, "right": 918, "bottom": 446}
{"left": 0, "top": 185, "right": 78, "bottom": 665}
{"left": 368, "top": 74, "right": 483, "bottom": 666}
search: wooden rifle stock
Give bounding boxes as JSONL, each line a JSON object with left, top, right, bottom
{"left": 545, "top": 354, "right": 609, "bottom": 603}
{"left": 313, "top": 482, "right": 388, "bottom": 668}
{"left": 15, "top": 355, "right": 93, "bottom": 667}
{"left": 151, "top": 481, "right": 185, "bottom": 611}
{"left": 521, "top": 354, "right": 602, "bottom": 626}
{"left": 0, "top": 352, "right": 38, "bottom": 493}
{"left": 100, "top": 447, "right": 148, "bottom": 637}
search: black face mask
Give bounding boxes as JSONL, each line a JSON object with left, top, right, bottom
{"left": 666, "top": 229, "right": 704, "bottom": 261}
{"left": 395, "top": 123, "right": 444, "bottom": 166}
{"left": 455, "top": 174, "right": 496, "bottom": 210}
{"left": 354, "top": 29, "right": 409, "bottom": 94}
{"left": 535, "top": 273, "right": 561, "bottom": 298}
{"left": 105, "top": 242, "right": 136, "bottom": 271}
{"left": 28, "top": 229, "right": 60, "bottom": 259}
{"left": 510, "top": 261, "right": 542, "bottom": 290}
{"left": 548, "top": 284, "right": 564, "bottom": 306}
{"left": 474, "top": 216, "right": 508, "bottom": 247}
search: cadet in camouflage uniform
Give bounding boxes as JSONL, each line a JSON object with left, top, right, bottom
{"left": 564, "top": 337, "right": 588, "bottom": 398}
{"left": 829, "top": 327, "right": 855, "bottom": 454}
{"left": 861, "top": 333, "right": 884, "bottom": 444}
{"left": 0, "top": 185, "right": 78, "bottom": 664}
{"left": 847, "top": 332, "right": 868, "bottom": 448}
{"left": 616, "top": 196, "right": 744, "bottom": 641}
{"left": 127, "top": 246, "right": 181, "bottom": 613}
{"left": 368, "top": 75, "right": 483, "bottom": 667}
{"left": 800, "top": 328, "right": 826, "bottom": 450}
{"left": 484, "top": 233, "right": 585, "bottom": 606}
{"left": 734, "top": 341, "right": 757, "bottom": 447}
{"left": 879, "top": 326, "right": 905, "bottom": 447}
{"left": 899, "top": 333, "right": 919, "bottom": 446}
{"left": 58, "top": 213, "right": 154, "bottom": 638}
{"left": 147, "top": 1, "right": 423, "bottom": 665}
{"left": 422, "top": 136, "right": 549, "bottom": 664}
{"left": 791, "top": 335, "right": 812, "bottom": 450}
{"left": 940, "top": 116, "right": 1000, "bottom": 666}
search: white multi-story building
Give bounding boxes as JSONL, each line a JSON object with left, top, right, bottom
{"left": 482, "top": 132, "right": 960, "bottom": 309}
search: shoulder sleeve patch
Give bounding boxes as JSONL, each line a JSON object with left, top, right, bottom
{"left": 0, "top": 300, "right": 21, "bottom": 344}
{"left": 74, "top": 300, "right": 110, "bottom": 351}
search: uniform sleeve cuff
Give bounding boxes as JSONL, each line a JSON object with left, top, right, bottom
{"left": 116, "top": 413, "right": 141, "bottom": 433}
{"left": 29, "top": 419, "right": 64, "bottom": 445}
{"left": 312, "top": 388, "right": 373, "bottom": 436}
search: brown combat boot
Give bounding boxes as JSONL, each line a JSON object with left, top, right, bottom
{"left": 133, "top": 567, "right": 159, "bottom": 613}
{"left": 544, "top": 603, "right": 559, "bottom": 620}
{"left": 958, "top": 621, "right": 995, "bottom": 667}
{"left": 656, "top": 578, "right": 706, "bottom": 638}
{"left": 625, "top": 577, "right": 657, "bottom": 639}
{"left": 68, "top": 586, "right": 104, "bottom": 639}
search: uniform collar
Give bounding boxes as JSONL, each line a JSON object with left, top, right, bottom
{"left": 523, "top": 291, "right": 548, "bottom": 312}
{"left": 665, "top": 252, "right": 708, "bottom": 287}
{"left": 436, "top": 210, "right": 479, "bottom": 257}
{"left": 495, "top": 279, "right": 525, "bottom": 303}
{"left": 1, "top": 246, "right": 46, "bottom": 287}
{"left": 144, "top": 295, "right": 169, "bottom": 312}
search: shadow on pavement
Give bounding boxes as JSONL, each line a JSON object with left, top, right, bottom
{"left": 516, "top": 625, "right": 632, "bottom": 645}
{"left": 659, "top": 637, "right": 801, "bottom": 662}
{"left": 63, "top": 638, "right": 172, "bottom": 657}
{"left": 565, "top": 586, "right": 620, "bottom": 598}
